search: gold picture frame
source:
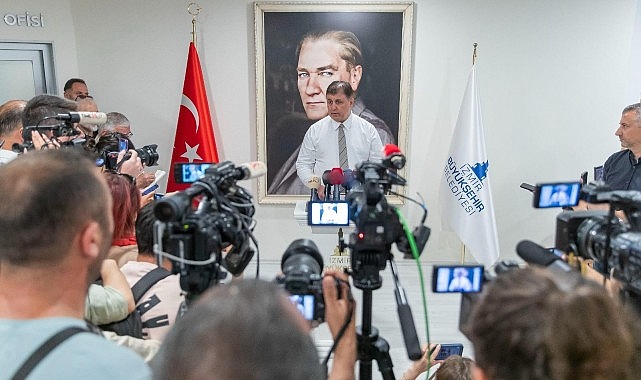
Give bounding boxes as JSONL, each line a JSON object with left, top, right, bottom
{"left": 254, "top": 1, "right": 415, "bottom": 203}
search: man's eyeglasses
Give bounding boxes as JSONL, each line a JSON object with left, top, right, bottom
{"left": 75, "top": 95, "right": 93, "bottom": 101}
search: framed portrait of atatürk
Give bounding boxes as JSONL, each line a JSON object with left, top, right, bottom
{"left": 254, "top": 1, "right": 415, "bottom": 203}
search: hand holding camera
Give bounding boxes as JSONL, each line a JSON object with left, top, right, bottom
{"left": 322, "top": 269, "right": 355, "bottom": 339}
{"left": 117, "top": 149, "right": 143, "bottom": 178}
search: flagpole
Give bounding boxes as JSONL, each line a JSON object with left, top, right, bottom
{"left": 187, "top": 2, "right": 202, "bottom": 47}
{"left": 472, "top": 43, "right": 478, "bottom": 65}
{"left": 459, "top": 43, "right": 479, "bottom": 265}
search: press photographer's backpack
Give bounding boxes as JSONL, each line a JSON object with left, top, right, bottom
{"left": 99, "top": 267, "right": 171, "bottom": 338}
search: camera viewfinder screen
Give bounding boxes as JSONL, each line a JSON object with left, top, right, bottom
{"left": 179, "top": 163, "right": 212, "bottom": 183}
{"left": 288, "top": 294, "right": 315, "bottom": 320}
{"left": 534, "top": 182, "right": 581, "bottom": 208}
{"left": 433, "top": 265, "right": 484, "bottom": 293}
{"left": 308, "top": 201, "right": 350, "bottom": 226}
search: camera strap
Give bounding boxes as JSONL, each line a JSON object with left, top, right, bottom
{"left": 11, "top": 326, "right": 92, "bottom": 380}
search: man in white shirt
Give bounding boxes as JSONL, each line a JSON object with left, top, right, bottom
{"left": 296, "top": 80, "right": 383, "bottom": 199}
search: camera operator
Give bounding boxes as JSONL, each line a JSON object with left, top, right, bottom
{"left": 21, "top": 95, "right": 76, "bottom": 150}
{"left": 603, "top": 103, "right": 641, "bottom": 191}
{"left": 465, "top": 266, "right": 641, "bottom": 380}
{"left": 19, "top": 95, "right": 151, "bottom": 187}
{"left": 570, "top": 104, "right": 641, "bottom": 215}
{"left": 152, "top": 271, "right": 357, "bottom": 380}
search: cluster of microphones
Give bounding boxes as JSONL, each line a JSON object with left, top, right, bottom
{"left": 307, "top": 144, "right": 406, "bottom": 201}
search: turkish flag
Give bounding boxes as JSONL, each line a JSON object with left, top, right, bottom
{"left": 166, "top": 42, "right": 220, "bottom": 192}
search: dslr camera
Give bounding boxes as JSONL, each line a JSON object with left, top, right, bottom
{"left": 276, "top": 239, "right": 327, "bottom": 326}
{"left": 104, "top": 144, "right": 159, "bottom": 171}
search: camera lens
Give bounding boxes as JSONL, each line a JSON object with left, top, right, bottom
{"left": 154, "top": 193, "right": 192, "bottom": 222}
{"left": 281, "top": 239, "right": 324, "bottom": 275}
{"left": 137, "top": 144, "right": 159, "bottom": 166}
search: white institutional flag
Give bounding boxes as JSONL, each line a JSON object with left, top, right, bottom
{"left": 439, "top": 65, "right": 500, "bottom": 266}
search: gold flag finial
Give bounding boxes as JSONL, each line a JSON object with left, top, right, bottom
{"left": 187, "top": 2, "right": 202, "bottom": 46}
{"left": 472, "top": 43, "right": 478, "bottom": 65}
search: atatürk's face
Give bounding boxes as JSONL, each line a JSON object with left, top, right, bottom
{"left": 296, "top": 40, "right": 354, "bottom": 121}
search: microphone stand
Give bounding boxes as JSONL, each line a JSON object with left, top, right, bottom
{"left": 310, "top": 188, "right": 319, "bottom": 201}
{"left": 332, "top": 183, "right": 340, "bottom": 200}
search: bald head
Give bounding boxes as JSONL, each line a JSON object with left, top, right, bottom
{"left": 0, "top": 100, "right": 27, "bottom": 148}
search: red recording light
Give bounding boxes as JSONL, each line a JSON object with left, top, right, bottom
{"left": 358, "top": 232, "right": 365, "bottom": 240}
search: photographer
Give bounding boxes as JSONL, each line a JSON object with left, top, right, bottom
{"left": 152, "top": 273, "right": 357, "bottom": 380}
{"left": 94, "top": 132, "right": 155, "bottom": 190}
{"left": 466, "top": 266, "right": 641, "bottom": 380}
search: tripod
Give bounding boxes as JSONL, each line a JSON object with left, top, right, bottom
{"left": 357, "top": 288, "right": 395, "bottom": 380}
{"left": 353, "top": 257, "right": 422, "bottom": 380}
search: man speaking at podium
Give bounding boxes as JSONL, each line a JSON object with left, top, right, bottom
{"left": 296, "top": 81, "right": 383, "bottom": 199}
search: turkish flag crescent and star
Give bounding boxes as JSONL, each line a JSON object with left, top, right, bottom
{"left": 166, "top": 42, "right": 220, "bottom": 192}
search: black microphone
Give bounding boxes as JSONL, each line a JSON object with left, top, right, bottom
{"left": 396, "top": 291, "right": 422, "bottom": 360}
{"left": 520, "top": 183, "right": 535, "bottom": 192}
{"left": 321, "top": 170, "right": 332, "bottom": 200}
{"left": 516, "top": 240, "right": 573, "bottom": 273}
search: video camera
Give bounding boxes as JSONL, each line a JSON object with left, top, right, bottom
{"left": 13, "top": 112, "right": 105, "bottom": 152}
{"left": 153, "top": 160, "right": 258, "bottom": 301}
{"left": 340, "top": 158, "right": 429, "bottom": 290}
{"left": 14, "top": 123, "right": 82, "bottom": 152}
{"left": 555, "top": 181, "right": 641, "bottom": 294}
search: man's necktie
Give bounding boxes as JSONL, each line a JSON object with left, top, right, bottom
{"left": 338, "top": 124, "right": 348, "bottom": 169}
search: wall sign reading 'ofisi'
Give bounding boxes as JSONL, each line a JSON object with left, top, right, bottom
{"left": 3, "top": 11, "right": 44, "bottom": 27}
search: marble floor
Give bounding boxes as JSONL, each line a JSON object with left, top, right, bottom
{"left": 243, "top": 260, "right": 473, "bottom": 380}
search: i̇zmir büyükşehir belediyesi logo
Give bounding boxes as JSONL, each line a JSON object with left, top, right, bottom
{"left": 443, "top": 156, "right": 489, "bottom": 216}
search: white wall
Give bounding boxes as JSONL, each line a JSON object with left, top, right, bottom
{"left": 2, "top": 0, "right": 639, "bottom": 263}
{"left": 1, "top": 0, "right": 79, "bottom": 92}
